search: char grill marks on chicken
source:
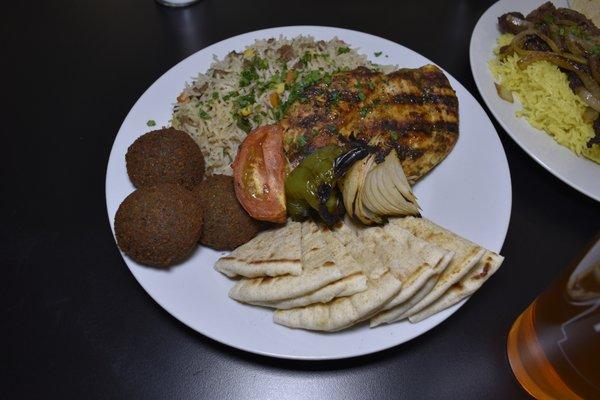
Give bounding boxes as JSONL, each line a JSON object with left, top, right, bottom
{"left": 281, "top": 65, "right": 458, "bottom": 183}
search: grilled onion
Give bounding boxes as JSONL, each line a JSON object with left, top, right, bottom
{"left": 576, "top": 87, "right": 600, "bottom": 113}
{"left": 495, "top": 83, "right": 514, "bottom": 103}
{"left": 340, "top": 150, "right": 420, "bottom": 225}
{"left": 582, "top": 106, "right": 599, "bottom": 123}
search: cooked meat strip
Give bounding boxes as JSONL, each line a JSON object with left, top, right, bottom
{"left": 526, "top": 2, "right": 556, "bottom": 24}
{"left": 498, "top": 12, "right": 528, "bottom": 34}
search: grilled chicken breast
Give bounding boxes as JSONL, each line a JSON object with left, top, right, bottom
{"left": 282, "top": 65, "right": 459, "bottom": 183}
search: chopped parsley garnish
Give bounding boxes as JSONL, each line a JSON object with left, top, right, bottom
{"left": 330, "top": 90, "right": 341, "bottom": 103}
{"left": 569, "top": 25, "right": 587, "bottom": 39}
{"left": 296, "top": 135, "right": 308, "bottom": 146}
{"left": 236, "top": 117, "right": 252, "bottom": 133}
{"left": 359, "top": 106, "right": 372, "bottom": 118}
{"left": 146, "top": 119, "right": 156, "bottom": 127}
{"left": 238, "top": 56, "right": 268, "bottom": 87}
{"left": 222, "top": 91, "right": 239, "bottom": 101}
{"left": 233, "top": 92, "right": 255, "bottom": 109}
{"left": 255, "top": 57, "right": 269, "bottom": 70}
{"left": 390, "top": 131, "right": 399, "bottom": 140}
{"left": 198, "top": 108, "right": 211, "bottom": 120}
{"left": 299, "top": 51, "right": 313, "bottom": 66}
{"left": 591, "top": 44, "right": 600, "bottom": 57}
{"left": 239, "top": 68, "right": 259, "bottom": 87}
{"left": 252, "top": 114, "right": 262, "bottom": 125}
{"left": 337, "top": 46, "right": 350, "bottom": 55}
{"left": 304, "top": 70, "right": 322, "bottom": 85}
{"left": 358, "top": 91, "right": 366, "bottom": 101}
{"left": 374, "top": 51, "right": 382, "bottom": 57}
{"left": 212, "top": 91, "right": 219, "bottom": 100}
{"left": 367, "top": 81, "right": 375, "bottom": 90}
{"left": 325, "top": 124, "right": 338, "bottom": 134}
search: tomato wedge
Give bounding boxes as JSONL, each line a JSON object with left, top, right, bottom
{"left": 232, "top": 124, "right": 287, "bottom": 223}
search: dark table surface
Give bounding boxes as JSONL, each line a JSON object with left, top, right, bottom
{"left": 3, "top": 0, "right": 599, "bottom": 398}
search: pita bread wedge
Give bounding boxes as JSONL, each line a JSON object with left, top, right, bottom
{"left": 408, "top": 251, "right": 504, "bottom": 323}
{"left": 228, "top": 221, "right": 362, "bottom": 302}
{"left": 359, "top": 224, "right": 452, "bottom": 310}
{"left": 214, "top": 221, "right": 301, "bottom": 278}
{"left": 272, "top": 222, "right": 402, "bottom": 332}
{"left": 273, "top": 271, "right": 402, "bottom": 332}
{"left": 373, "top": 217, "right": 485, "bottom": 324}
{"left": 250, "top": 273, "right": 368, "bottom": 309}
{"left": 329, "top": 219, "right": 388, "bottom": 279}
{"left": 370, "top": 274, "right": 438, "bottom": 327}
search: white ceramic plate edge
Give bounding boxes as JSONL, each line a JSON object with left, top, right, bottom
{"left": 469, "top": 0, "right": 600, "bottom": 202}
{"left": 106, "top": 26, "right": 512, "bottom": 360}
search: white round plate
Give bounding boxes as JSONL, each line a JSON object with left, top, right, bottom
{"left": 470, "top": 0, "right": 600, "bottom": 202}
{"left": 106, "top": 26, "right": 511, "bottom": 360}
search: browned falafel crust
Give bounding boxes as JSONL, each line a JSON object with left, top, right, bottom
{"left": 126, "top": 127, "right": 205, "bottom": 190}
{"left": 115, "top": 183, "right": 203, "bottom": 268}
{"left": 194, "top": 175, "right": 264, "bottom": 251}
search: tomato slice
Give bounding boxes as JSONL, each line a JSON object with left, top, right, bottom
{"left": 232, "top": 124, "right": 287, "bottom": 223}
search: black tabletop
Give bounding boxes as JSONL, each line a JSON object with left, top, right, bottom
{"left": 3, "top": 0, "right": 600, "bottom": 398}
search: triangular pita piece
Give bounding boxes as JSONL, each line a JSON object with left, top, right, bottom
{"left": 272, "top": 222, "right": 402, "bottom": 332}
{"left": 228, "top": 221, "right": 362, "bottom": 302}
{"left": 375, "top": 217, "right": 485, "bottom": 324}
{"left": 408, "top": 251, "right": 504, "bottom": 323}
{"left": 329, "top": 218, "right": 388, "bottom": 279}
{"left": 214, "top": 221, "right": 301, "bottom": 278}
{"left": 370, "top": 273, "right": 439, "bottom": 327}
{"left": 273, "top": 271, "right": 402, "bottom": 332}
{"left": 358, "top": 224, "right": 451, "bottom": 311}
{"left": 251, "top": 273, "right": 367, "bottom": 309}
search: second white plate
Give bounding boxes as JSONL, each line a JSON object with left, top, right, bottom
{"left": 470, "top": 0, "right": 600, "bottom": 201}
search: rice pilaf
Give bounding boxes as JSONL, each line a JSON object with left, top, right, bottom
{"left": 171, "top": 36, "right": 393, "bottom": 175}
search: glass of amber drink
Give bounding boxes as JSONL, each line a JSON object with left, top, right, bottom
{"left": 507, "top": 234, "right": 600, "bottom": 399}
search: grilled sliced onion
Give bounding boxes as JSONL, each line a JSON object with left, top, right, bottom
{"left": 518, "top": 52, "right": 600, "bottom": 103}
{"left": 340, "top": 151, "right": 419, "bottom": 225}
{"left": 582, "top": 106, "right": 599, "bottom": 123}
{"left": 576, "top": 87, "right": 600, "bottom": 113}
{"left": 495, "top": 83, "right": 514, "bottom": 103}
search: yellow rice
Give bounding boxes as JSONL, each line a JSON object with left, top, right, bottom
{"left": 489, "top": 33, "right": 600, "bottom": 163}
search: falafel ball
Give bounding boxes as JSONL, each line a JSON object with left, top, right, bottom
{"left": 114, "top": 183, "right": 203, "bottom": 268}
{"left": 194, "top": 175, "right": 264, "bottom": 251}
{"left": 126, "top": 127, "right": 205, "bottom": 190}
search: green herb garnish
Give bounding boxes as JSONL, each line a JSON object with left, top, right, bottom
{"left": 235, "top": 116, "right": 252, "bottom": 133}
{"left": 542, "top": 13, "right": 555, "bottom": 25}
{"left": 299, "top": 51, "right": 313, "bottom": 66}
{"left": 569, "top": 25, "right": 587, "bottom": 38}
{"left": 146, "top": 119, "right": 156, "bottom": 127}
{"left": 212, "top": 92, "right": 219, "bottom": 100}
{"left": 198, "top": 109, "right": 211, "bottom": 120}
{"left": 296, "top": 135, "right": 308, "bottom": 146}
{"left": 337, "top": 46, "right": 350, "bottom": 55}
{"left": 374, "top": 51, "right": 382, "bottom": 57}
{"left": 390, "top": 131, "right": 399, "bottom": 140}
{"left": 325, "top": 124, "right": 338, "bottom": 134}
{"left": 359, "top": 106, "right": 371, "bottom": 118}
{"left": 223, "top": 91, "right": 239, "bottom": 101}
{"left": 358, "top": 91, "right": 366, "bottom": 101}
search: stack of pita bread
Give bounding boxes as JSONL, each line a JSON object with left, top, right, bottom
{"left": 214, "top": 217, "right": 504, "bottom": 332}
